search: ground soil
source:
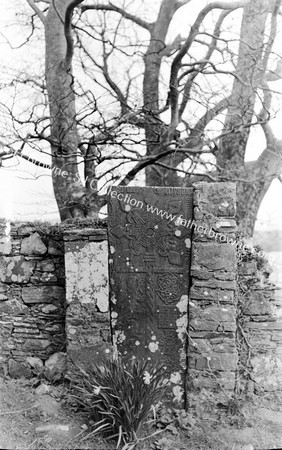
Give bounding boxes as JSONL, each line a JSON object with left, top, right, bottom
{"left": 0, "top": 378, "right": 282, "bottom": 450}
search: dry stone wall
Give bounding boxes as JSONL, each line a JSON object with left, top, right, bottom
{"left": 0, "top": 185, "right": 281, "bottom": 414}
{"left": 0, "top": 221, "right": 65, "bottom": 378}
{"left": 237, "top": 254, "right": 282, "bottom": 394}
{"left": 188, "top": 182, "right": 238, "bottom": 416}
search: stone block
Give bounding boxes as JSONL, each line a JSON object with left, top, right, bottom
{"left": 64, "top": 240, "right": 108, "bottom": 311}
{"left": 8, "top": 359, "right": 32, "bottom": 379}
{"left": 192, "top": 279, "right": 236, "bottom": 290}
{"left": 0, "top": 299, "right": 29, "bottom": 315}
{"left": 238, "top": 261, "right": 257, "bottom": 276}
{"left": 17, "top": 225, "right": 35, "bottom": 236}
{"left": 192, "top": 242, "right": 236, "bottom": 272}
{"left": 193, "top": 182, "right": 236, "bottom": 217}
{"left": 190, "top": 286, "right": 234, "bottom": 303}
{"left": 36, "top": 260, "right": 55, "bottom": 272}
{"left": 0, "top": 257, "right": 35, "bottom": 283}
{"left": 67, "top": 342, "right": 115, "bottom": 374}
{"left": 193, "top": 353, "right": 237, "bottom": 371}
{"left": 189, "top": 370, "right": 235, "bottom": 391}
{"left": 21, "top": 232, "right": 47, "bottom": 255}
{"left": 242, "top": 291, "right": 275, "bottom": 316}
{"left": 22, "top": 286, "right": 65, "bottom": 304}
{"left": 250, "top": 355, "right": 282, "bottom": 390}
{"left": 45, "top": 352, "right": 67, "bottom": 376}
{"left": 0, "top": 236, "right": 12, "bottom": 255}
{"left": 22, "top": 338, "right": 51, "bottom": 351}
{"left": 48, "top": 239, "right": 64, "bottom": 255}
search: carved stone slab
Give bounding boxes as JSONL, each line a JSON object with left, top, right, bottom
{"left": 108, "top": 186, "right": 193, "bottom": 404}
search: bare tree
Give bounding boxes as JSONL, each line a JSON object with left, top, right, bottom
{"left": 1, "top": 0, "right": 281, "bottom": 232}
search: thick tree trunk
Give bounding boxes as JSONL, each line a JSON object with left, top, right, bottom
{"left": 237, "top": 143, "right": 282, "bottom": 235}
{"left": 45, "top": 0, "right": 105, "bottom": 220}
{"left": 217, "top": 0, "right": 272, "bottom": 234}
{"left": 143, "top": 0, "right": 183, "bottom": 186}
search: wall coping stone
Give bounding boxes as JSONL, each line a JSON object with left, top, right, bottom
{"left": 63, "top": 228, "right": 107, "bottom": 241}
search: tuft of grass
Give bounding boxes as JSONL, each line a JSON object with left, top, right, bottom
{"left": 70, "top": 356, "right": 168, "bottom": 446}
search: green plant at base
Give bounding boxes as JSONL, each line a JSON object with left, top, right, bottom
{"left": 70, "top": 356, "right": 168, "bottom": 446}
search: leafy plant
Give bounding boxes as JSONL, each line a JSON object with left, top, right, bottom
{"left": 70, "top": 356, "right": 168, "bottom": 446}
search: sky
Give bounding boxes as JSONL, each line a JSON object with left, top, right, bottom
{"left": 0, "top": 0, "right": 282, "bottom": 231}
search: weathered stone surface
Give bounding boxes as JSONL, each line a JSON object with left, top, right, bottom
{"left": 193, "top": 182, "right": 236, "bottom": 218}
{"left": 188, "top": 182, "right": 238, "bottom": 411}
{"left": 8, "top": 359, "right": 32, "bottom": 379}
{"left": 0, "top": 257, "right": 35, "bottom": 283}
{"left": 190, "top": 305, "right": 236, "bottom": 332}
{"left": 192, "top": 279, "right": 236, "bottom": 290}
{"left": 26, "top": 356, "right": 44, "bottom": 368}
{"left": 68, "top": 343, "right": 114, "bottom": 373}
{"left": 242, "top": 291, "right": 275, "bottom": 316}
{"left": 36, "top": 260, "right": 55, "bottom": 272}
{"left": 35, "top": 383, "right": 50, "bottom": 395}
{"left": 108, "top": 186, "right": 193, "bottom": 406}
{"left": 245, "top": 321, "right": 282, "bottom": 330}
{"left": 22, "top": 339, "right": 51, "bottom": 351}
{"left": 48, "top": 239, "right": 64, "bottom": 255}
{"left": 192, "top": 353, "right": 237, "bottom": 371}
{"left": 21, "top": 232, "right": 47, "bottom": 255}
{"left": 189, "top": 370, "right": 235, "bottom": 390}
{"left": 65, "top": 239, "right": 108, "bottom": 310}
{"left": 190, "top": 286, "right": 234, "bottom": 303}
{"left": 0, "top": 299, "right": 29, "bottom": 315}
{"left": 22, "top": 286, "right": 65, "bottom": 304}
{"left": 0, "top": 236, "right": 12, "bottom": 255}
{"left": 193, "top": 243, "right": 236, "bottom": 272}
{"left": 45, "top": 352, "right": 67, "bottom": 376}
{"left": 35, "top": 424, "right": 70, "bottom": 434}
{"left": 250, "top": 355, "right": 282, "bottom": 390}
{"left": 17, "top": 225, "right": 35, "bottom": 236}
{"left": 238, "top": 261, "right": 257, "bottom": 276}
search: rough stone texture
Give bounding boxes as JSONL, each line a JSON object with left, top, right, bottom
{"left": 64, "top": 227, "right": 111, "bottom": 377}
{"left": 21, "top": 232, "right": 47, "bottom": 255}
{"left": 237, "top": 255, "right": 282, "bottom": 393}
{"left": 108, "top": 186, "right": 193, "bottom": 406}
{"left": 188, "top": 182, "right": 238, "bottom": 416}
{"left": 0, "top": 221, "right": 66, "bottom": 377}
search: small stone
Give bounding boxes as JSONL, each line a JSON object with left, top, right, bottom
{"left": 21, "top": 233, "right": 47, "bottom": 255}
{"left": 35, "top": 383, "right": 50, "bottom": 396}
{"left": 26, "top": 356, "right": 44, "bottom": 368}
{"left": 35, "top": 424, "right": 70, "bottom": 433}
{"left": 45, "top": 352, "right": 67, "bottom": 377}
{"left": 8, "top": 359, "right": 32, "bottom": 379}
{"left": 22, "top": 286, "right": 65, "bottom": 304}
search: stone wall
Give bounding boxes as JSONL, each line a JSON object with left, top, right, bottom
{"left": 0, "top": 221, "right": 65, "bottom": 377}
{"left": 188, "top": 182, "right": 238, "bottom": 416}
{"left": 237, "top": 253, "right": 282, "bottom": 394}
{"left": 1, "top": 186, "right": 281, "bottom": 411}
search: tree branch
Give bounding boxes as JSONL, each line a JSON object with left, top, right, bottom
{"left": 179, "top": 10, "right": 230, "bottom": 118}
{"left": 26, "top": 0, "right": 46, "bottom": 24}
{"left": 81, "top": 2, "right": 152, "bottom": 31}
{"left": 169, "top": 0, "right": 251, "bottom": 129}
{"left": 65, "top": 0, "right": 85, "bottom": 65}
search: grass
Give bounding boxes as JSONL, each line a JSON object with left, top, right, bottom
{"left": 1, "top": 376, "right": 282, "bottom": 450}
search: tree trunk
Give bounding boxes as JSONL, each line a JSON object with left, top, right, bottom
{"left": 143, "top": 0, "right": 183, "bottom": 187}
{"left": 45, "top": 0, "right": 92, "bottom": 220}
{"left": 217, "top": 0, "right": 271, "bottom": 234}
